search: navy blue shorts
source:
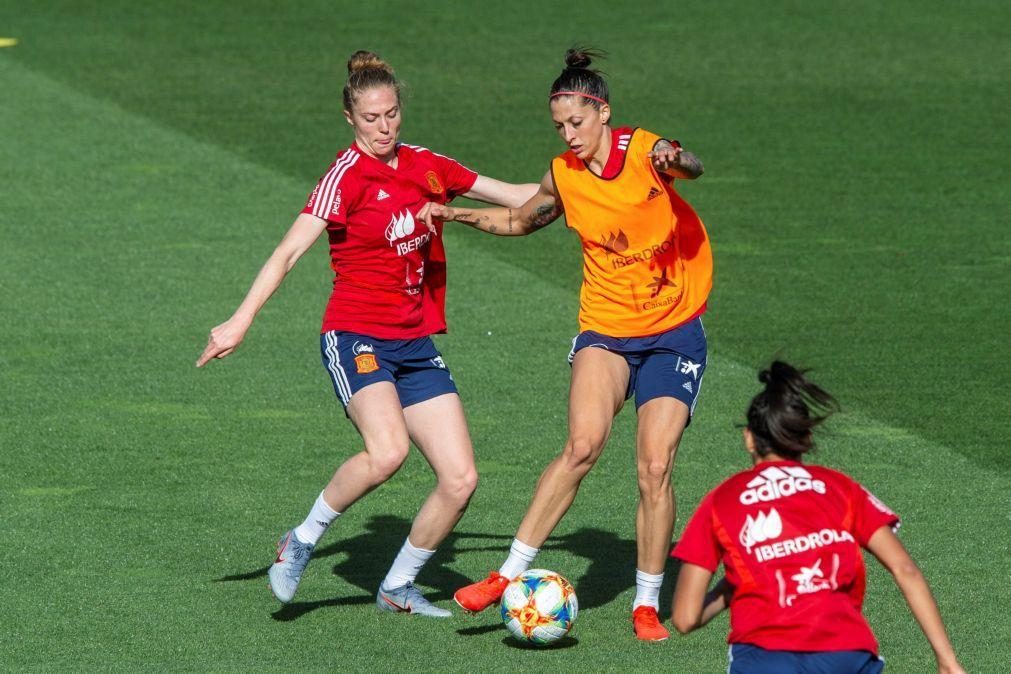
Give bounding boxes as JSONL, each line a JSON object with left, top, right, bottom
{"left": 729, "top": 643, "right": 885, "bottom": 674}
{"left": 567, "top": 317, "right": 707, "bottom": 413}
{"left": 320, "top": 331, "right": 457, "bottom": 410}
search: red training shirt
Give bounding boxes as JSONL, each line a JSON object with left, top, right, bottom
{"left": 302, "top": 142, "right": 477, "bottom": 339}
{"left": 672, "top": 461, "right": 900, "bottom": 654}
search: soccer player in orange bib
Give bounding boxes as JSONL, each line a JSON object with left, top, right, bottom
{"left": 419, "top": 47, "right": 711, "bottom": 640}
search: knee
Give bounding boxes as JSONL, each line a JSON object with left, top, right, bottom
{"left": 563, "top": 435, "right": 605, "bottom": 473}
{"left": 367, "top": 440, "right": 410, "bottom": 482}
{"left": 440, "top": 468, "right": 478, "bottom": 505}
{"left": 637, "top": 454, "right": 673, "bottom": 493}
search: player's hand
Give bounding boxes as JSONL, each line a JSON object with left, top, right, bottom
{"left": 938, "top": 662, "right": 967, "bottom": 674}
{"left": 417, "top": 202, "right": 455, "bottom": 232}
{"left": 196, "top": 317, "right": 250, "bottom": 367}
{"left": 648, "top": 141, "right": 683, "bottom": 173}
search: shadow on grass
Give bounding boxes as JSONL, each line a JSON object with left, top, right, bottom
{"left": 216, "top": 518, "right": 679, "bottom": 622}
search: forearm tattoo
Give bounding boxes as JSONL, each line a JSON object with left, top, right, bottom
{"left": 677, "top": 151, "right": 704, "bottom": 178}
{"left": 527, "top": 202, "right": 562, "bottom": 231}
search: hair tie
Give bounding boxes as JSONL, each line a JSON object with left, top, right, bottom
{"left": 550, "top": 90, "right": 608, "bottom": 105}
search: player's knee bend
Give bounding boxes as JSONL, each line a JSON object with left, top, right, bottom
{"left": 366, "top": 442, "right": 410, "bottom": 482}
{"left": 636, "top": 457, "right": 673, "bottom": 492}
{"left": 563, "top": 435, "right": 604, "bottom": 473}
{"left": 439, "top": 469, "right": 478, "bottom": 505}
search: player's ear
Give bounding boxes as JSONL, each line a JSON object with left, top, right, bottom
{"left": 599, "top": 103, "right": 611, "bottom": 125}
{"left": 343, "top": 109, "right": 354, "bottom": 127}
{"left": 743, "top": 428, "right": 757, "bottom": 455}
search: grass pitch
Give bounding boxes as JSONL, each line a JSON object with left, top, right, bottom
{"left": 1, "top": 1, "right": 1007, "bottom": 671}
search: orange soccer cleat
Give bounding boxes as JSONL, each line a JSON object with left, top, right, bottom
{"left": 632, "top": 605, "right": 670, "bottom": 642}
{"left": 454, "top": 571, "right": 510, "bottom": 613}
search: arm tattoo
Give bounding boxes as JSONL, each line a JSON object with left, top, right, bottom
{"left": 527, "top": 202, "right": 562, "bottom": 231}
{"left": 677, "top": 151, "right": 704, "bottom": 178}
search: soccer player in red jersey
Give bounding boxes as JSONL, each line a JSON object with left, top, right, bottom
{"left": 670, "top": 362, "right": 965, "bottom": 673}
{"left": 422, "top": 48, "right": 710, "bottom": 641}
{"left": 196, "top": 51, "right": 536, "bottom": 616}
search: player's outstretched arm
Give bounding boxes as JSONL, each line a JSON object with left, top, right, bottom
{"left": 648, "top": 139, "right": 704, "bottom": 180}
{"left": 464, "top": 175, "right": 539, "bottom": 208}
{"left": 670, "top": 562, "right": 718, "bottom": 634}
{"left": 866, "top": 527, "right": 966, "bottom": 674}
{"left": 196, "top": 212, "right": 328, "bottom": 368}
{"left": 417, "top": 171, "right": 562, "bottom": 237}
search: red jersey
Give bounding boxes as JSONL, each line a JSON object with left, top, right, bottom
{"left": 302, "top": 142, "right": 477, "bottom": 339}
{"left": 672, "top": 461, "right": 900, "bottom": 654}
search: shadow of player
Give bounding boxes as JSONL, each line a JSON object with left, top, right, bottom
{"left": 215, "top": 514, "right": 510, "bottom": 621}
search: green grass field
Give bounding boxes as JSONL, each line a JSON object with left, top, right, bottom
{"left": 2, "top": 1, "right": 1008, "bottom": 670}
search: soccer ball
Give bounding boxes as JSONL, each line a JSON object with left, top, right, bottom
{"left": 500, "top": 569, "right": 578, "bottom": 646}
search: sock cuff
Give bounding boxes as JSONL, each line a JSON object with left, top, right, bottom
{"left": 510, "top": 538, "right": 539, "bottom": 559}
{"left": 635, "top": 569, "right": 665, "bottom": 587}
{"left": 404, "top": 537, "right": 436, "bottom": 555}
{"left": 316, "top": 491, "right": 340, "bottom": 518}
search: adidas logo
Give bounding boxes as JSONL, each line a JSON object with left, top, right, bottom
{"left": 739, "top": 465, "right": 827, "bottom": 505}
{"left": 377, "top": 189, "right": 390, "bottom": 201}
{"left": 682, "top": 381, "right": 693, "bottom": 393}
{"left": 646, "top": 187, "right": 662, "bottom": 201}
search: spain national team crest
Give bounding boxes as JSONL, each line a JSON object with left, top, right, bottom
{"left": 425, "top": 170, "right": 444, "bottom": 194}
{"left": 355, "top": 353, "right": 379, "bottom": 374}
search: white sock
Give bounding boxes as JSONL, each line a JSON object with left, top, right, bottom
{"left": 633, "top": 569, "right": 664, "bottom": 609}
{"left": 498, "top": 538, "right": 539, "bottom": 580}
{"left": 293, "top": 491, "right": 340, "bottom": 546}
{"left": 382, "top": 538, "right": 436, "bottom": 589}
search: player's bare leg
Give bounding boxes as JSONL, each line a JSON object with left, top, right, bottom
{"left": 403, "top": 392, "right": 478, "bottom": 549}
{"left": 374, "top": 392, "right": 476, "bottom": 618}
{"left": 269, "top": 382, "right": 409, "bottom": 603}
{"left": 455, "top": 347, "right": 627, "bottom": 613}
{"left": 630, "top": 396, "right": 689, "bottom": 641}
{"left": 323, "top": 382, "right": 412, "bottom": 510}
{"left": 634, "top": 397, "right": 689, "bottom": 573}
{"left": 514, "top": 347, "right": 629, "bottom": 547}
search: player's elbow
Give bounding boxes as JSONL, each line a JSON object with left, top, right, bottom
{"left": 893, "top": 558, "right": 925, "bottom": 584}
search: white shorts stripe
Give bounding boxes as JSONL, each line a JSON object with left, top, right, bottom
{"left": 323, "top": 332, "right": 351, "bottom": 404}
{"left": 312, "top": 149, "right": 358, "bottom": 219}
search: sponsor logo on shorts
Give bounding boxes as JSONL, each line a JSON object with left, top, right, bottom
{"left": 676, "top": 356, "right": 701, "bottom": 380}
{"left": 739, "top": 508, "right": 782, "bottom": 553}
{"left": 425, "top": 171, "right": 444, "bottom": 194}
{"left": 682, "top": 381, "right": 693, "bottom": 393}
{"left": 352, "top": 341, "right": 375, "bottom": 355}
{"left": 354, "top": 353, "right": 379, "bottom": 374}
{"left": 739, "top": 465, "right": 826, "bottom": 505}
{"left": 430, "top": 356, "right": 446, "bottom": 369}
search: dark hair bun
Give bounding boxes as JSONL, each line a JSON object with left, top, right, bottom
{"left": 565, "top": 48, "right": 593, "bottom": 69}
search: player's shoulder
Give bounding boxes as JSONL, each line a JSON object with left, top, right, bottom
{"left": 630, "top": 126, "right": 662, "bottom": 150}
{"left": 397, "top": 141, "right": 452, "bottom": 165}
{"left": 317, "top": 145, "right": 366, "bottom": 183}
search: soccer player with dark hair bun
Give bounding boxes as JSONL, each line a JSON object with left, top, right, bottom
{"left": 670, "top": 362, "right": 965, "bottom": 673}
{"left": 197, "top": 50, "right": 536, "bottom": 617}
{"left": 420, "top": 47, "right": 712, "bottom": 640}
